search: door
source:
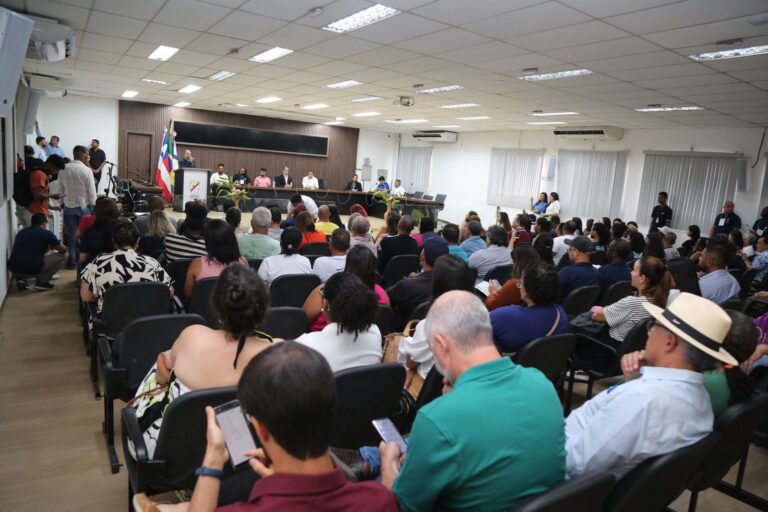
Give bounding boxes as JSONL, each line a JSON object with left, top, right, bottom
{"left": 126, "top": 132, "right": 152, "bottom": 182}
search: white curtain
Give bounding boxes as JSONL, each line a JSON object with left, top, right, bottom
{"left": 759, "top": 158, "right": 768, "bottom": 212}
{"left": 556, "top": 150, "right": 628, "bottom": 219}
{"left": 397, "top": 147, "right": 432, "bottom": 194}
{"left": 486, "top": 148, "right": 544, "bottom": 208}
{"left": 637, "top": 152, "right": 739, "bottom": 230}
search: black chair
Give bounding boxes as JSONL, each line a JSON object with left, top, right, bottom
{"left": 434, "top": 193, "right": 446, "bottom": 205}
{"left": 375, "top": 305, "right": 395, "bottom": 337}
{"left": 382, "top": 254, "right": 420, "bottom": 288}
{"left": 257, "top": 307, "right": 308, "bottom": 339}
{"left": 739, "top": 267, "right": 758, "bottom": 301}
{"left": 300, "top": 242, "right": 331, "bottom": 256}
{"left": 720, "top": 297, "right": 742, "bottom": 311}
{"left": 422, "top": 194, "right": 434, "bottom": 200}
{"left": 398, "top": 364, "right": 445, "bottom": 435}
{"left": 269, "top": 274, "right": 321, "bottom": 308}
{"left": 122, "top": 386, "right": 240, "bottom": 500}
{"left": 604, "top": 434, "right": 717, "bottom": 512}
{"left": 686, "top": 393, "right": 768, "bottom": 511}
{"left": 741, "top": 296, "right": 768, "bottom": 318}
{"left": 332, "top": 363, "right": 406, "bottom": 449}
{"left": 485, "top": 264, "right": 514, "bottom": 286}
{"left": 166, "top": 259, "right": 193, "bottom": 300}
{"left": 728, "top": 267, "right": 742, "bottom": 279}
{"left": 514, "top": 334, "right": 576, "bottom": 387}
{"left": 511, "top": 472, "right": 615, "bottom": 512}
{"left": 561, "top": 285, "right": 602, "bottom": 317}
{"left": 187, "top": 277, "right": 218, "bottom": 327}
{"left": 247, "top": 258, "right": 262, "bottom": 272}
{"left": 305, "top": 254, "right": 322, "bottom": 268}
{"left": 408, "top": 301, "right": 431, "bottom": 323}
{"left": 600, "top": 281, "right": 634, "bottom": 307}
{"left": 97, "top": 314, "right": 204, "bottom": 473}
{"left": 413, "top": 191, "right": 424, "bottom": 199}
{"left": 590, "top": 252, "right": 607, "bottom": 266}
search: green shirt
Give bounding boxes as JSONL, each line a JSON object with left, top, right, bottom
{"left": 236, "top": 233, "right": 280, "bottom": 260}
{"left": 393, "top": 357, "right": 565, "bottom": 511}
{"left": 703, "top": 371, "right": 730, "bottom": 415}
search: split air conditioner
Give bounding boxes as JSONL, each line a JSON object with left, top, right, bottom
{"left": 412, "top": 130, "right": 458, "bottom": 143}
{"left": 553, "top": 126, "right": 624, "bottom": 141}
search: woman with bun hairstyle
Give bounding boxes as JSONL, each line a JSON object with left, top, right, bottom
{"left": 256, "top": 227, "right": 312, "bottom": 286}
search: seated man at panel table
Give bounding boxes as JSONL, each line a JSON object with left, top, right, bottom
{"left": 302, "top": 170, "right": 320, "bottom": 189}
{"left": 698, "top": 241, "right": 741, "bottom": 305}
{"left": 374, "top": 176, "right": 390, "bottom": 192}
{"left": 566, "top": 292, "right": 733, "bottom": 479}
{"left": 253, "top": 168, "right": 271, "bottom": 187}
{"left": 237, "top": 207, "right": 281, "bottom": 260}
{"left": 468, "top": 225, "right": 513, "bottom": 283}
{"left": 9, "top": 213, "right": 67, "bottom": 291}
{"left": 287, "top": 193, "right": 319, "bottom": 219}
{"left": 392, "top": 179, "right": 406, "bottom": 197}
{"left": 344, "top": 174, "right": 363, "bottom": 191}
{"left": 275, "top": 166, "right": 293, "bottom": 188}
{"left": 210, "top": 164, "right": 229, "bottom": 188}
{"left": 558, "top": 236, "right": 598, "bottom": 296}
{"left": 313, "top": 229, "right": 350, "bottom": 282}
{"left": 387, "top": 237, "right": 448, "bottom": 323}
{"left": 233, "top": 167, "right": 250, "bottom": 186}
{"left": 315, "top": 205, "right": 338, "bottom": 236}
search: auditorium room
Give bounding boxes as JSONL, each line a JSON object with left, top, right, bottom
{"left": 2, "top": 0, "right": 768, "bottom": 510}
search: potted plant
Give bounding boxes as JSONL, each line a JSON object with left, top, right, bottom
{"left": 215, "top": 176, "right": 250, "bottom": 209}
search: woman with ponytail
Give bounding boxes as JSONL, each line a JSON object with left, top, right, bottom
{"left": 591, "top": 256, "right": 674, "bottom": 343}
{"left": 130, "top": 265, "right": 272, "bottom": 458}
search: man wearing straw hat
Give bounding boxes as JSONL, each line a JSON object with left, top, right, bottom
{"left": 565, "top": 292, "right": 737, "bottom": 479}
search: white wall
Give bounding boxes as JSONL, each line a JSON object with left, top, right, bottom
{"left": 356, "top": 128, "right": 400, "bottom": 191}
{"left": 30, "top": 95, "right": 119, "bottom": 193}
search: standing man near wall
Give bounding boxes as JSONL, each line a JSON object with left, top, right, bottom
{"left": 59, "top": 145, "right": 97, "bottom": 269}
{"left": 34, "top": 121, "right": 65, "bottom": 158}
{"left": 710, "top": 200, "right": 741, "bottom": 237}
{"left": 89, "top": 139, "right": 107, "bottom": 192}
{"left": 649, "top": 191, "right": 672, "bottom": 233}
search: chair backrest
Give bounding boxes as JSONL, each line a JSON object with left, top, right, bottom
{"left": 605, "top": 434, "right": 717, "bottom": 512}
{"left": 166, "top": 259, "right": 193, "bottom": 299}
{"left": 257, "top": 307, "right": 307, "bottom": 339}
{"left": 408, "top": 301, "right": 431, "bottom": 323}
{"left": 739, "top": 267, "right": 758, "bottom": 301}
{"left": 112, "top": 314, "right": 205, "bottom": 396}
{"left": 153, "top": 387, "right": 239, "bottom": 490}
{"left": 414, "top": 365, "right": 444, "bottom": 410}
{"left": 413, "top": 191, "right": 424, "bottom": 199}
{"left": 187, "top": 277, "right": 219, "bottom": 327}
{"left": 514, "top": 334, "right": 576, "bottom": 385}
{"left": 247, "top": 258, "right": 262, "bottom": 272}
{"left": 604, "top": 318, "right": 650, "bottom": 375}
{"left": 101, "top": 282, "right": 172, "bottom": 338}
{"left": 601, "top": 281, "right": 634, "bottom": 307}
{"left": 720, "top": 297, "right": 743, "bottom": 311}
{"left": 434, "top": 194, "right": 446, "bottom": 203}
{"left": 300, "top": 242, "right": 331, "bottom": 256}
{"left": 687, "top": 393, "right": 768, "bottom": 492}
{"left": 590, "top": 252, "right": 607, "bottom": 266}
{"left": 742, "top": 296, "right": 768, "bottom": 318}
{"left": 485, "top": 264, "right": 514, "bottom": 286}
{"left": 728, "top": 267, "right": 742, "bottom": 279}
{"left": 382, "top": 254, "right": 420, "bottom": 287}
{"left": 561, "top": 285, "right": 602, "bottom": 316}
{"left": 269, "top": 274, "right": 321, "bottom": 308}
{"left": 305, "top": 254, "right": 322, "bottom": 268}
{"left": 375, "top": 305, "right": 395, "bottom": 337}
{"left": 332, "top": 363, "right": 406, "bottom": 449}
{"left": 422, "top": 194, "right": 434, "bottom": 200}
{"left": 511, "top": 472, "right": 615, "bottom": 512}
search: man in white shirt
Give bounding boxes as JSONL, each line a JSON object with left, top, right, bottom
{"left": 210, "top": 163, "right": 229, "bottom": 187}
{"left": 552, "top": 220, "right": 576, "bottom": 265}
{"left": 566, "top": 292, "right": 736, "bottom": 479}
{"left": 391, "top": 179, "right": 406, "bottom": 197}
{"left": 287, "top": 193, "right": 318, "bottom": 219}
{"left": 313, "top": 229, "right": 349, "bottom": 282}
{"left": 302, "top": 170, "right": 320, "bottom": 189}
{"left": 60, "top": 145, "right": 98, "bottom": 268}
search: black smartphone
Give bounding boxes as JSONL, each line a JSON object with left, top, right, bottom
{"left": 372, "top": 418, "right": 408, "bottom": 453}
{"left": 214, "top": 399, "right": 258, "bottom": 468}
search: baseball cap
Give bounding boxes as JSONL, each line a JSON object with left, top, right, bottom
{"left": 423, "top": 236, "right": 449, "bottom": 266}
{"left": 565, "top": 235, "right": 595, "bottom": 254}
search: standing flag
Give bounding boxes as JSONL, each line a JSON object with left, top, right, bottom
{"left": 154, "top": 120, "right": 178, "bottom": 202}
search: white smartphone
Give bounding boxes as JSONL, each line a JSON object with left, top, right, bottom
{"left": 214, "top": 400, "right": 258, "bottom": 468}
{"left": 372, "top": 418, "right": 408, "bottom": 453}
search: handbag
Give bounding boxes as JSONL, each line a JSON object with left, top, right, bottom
{"left": 382, "top": 319, "right": 419, "bottom": 363}
{"left": 569, "top": 311, "right": 609, "bottom": 339}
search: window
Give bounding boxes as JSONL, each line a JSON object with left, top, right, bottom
{"left": 637, "top": 151, "right": 740, "bottom": 230}
{"left": 396, "top": 147, "right": 432, "bottom": 193}
{"left": 486, "top": 148, "right": 544, "bottom": 208}
{"left": 556, "top": 150, "right": 627, "bottom": 219}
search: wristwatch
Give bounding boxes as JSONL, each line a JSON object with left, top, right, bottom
{"left": 195, "top": 466, "right": 225, "bottom": 479}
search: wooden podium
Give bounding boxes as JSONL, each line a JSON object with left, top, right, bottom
{"left": 173, "top": 168, "right": 211, "bottom": 212}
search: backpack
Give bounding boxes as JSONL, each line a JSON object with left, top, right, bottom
{"left": 13, "top": 168, "right": 34, "bottom": 207}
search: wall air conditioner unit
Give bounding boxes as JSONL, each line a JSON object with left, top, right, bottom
{"left": 26, "top": 14, "right": 75, "bottom": 62}
{"left": 553, "top": 126, "right": 623, "bottom": 141}
{"left": 412, "top": 130, "right": 458, "bottom": 143}
{"left": 28, "top": 74, "right": 67, "bottom": 97}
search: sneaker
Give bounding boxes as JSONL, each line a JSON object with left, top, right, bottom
{"left": 34, "top": 282, "right": 55, "bottom": 291}
{"left": 50, "top": 274, "right": 61, "bottom": 280}
{"left": 16, "top": 279, "right": 28, "bottom": 291}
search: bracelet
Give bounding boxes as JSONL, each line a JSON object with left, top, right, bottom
{"left": 195, "top": 466, "right": 225, "bottom": 479}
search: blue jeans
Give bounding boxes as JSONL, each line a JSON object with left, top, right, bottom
{"left": 359, "top": 446, "right": 382, "bottom": 480}
{"left": 63, "top": 206, "right": 89, "bottom": 266}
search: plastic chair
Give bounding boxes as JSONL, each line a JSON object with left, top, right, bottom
{"left": 257, "top": 307, "right": 308, "bottom": 339}
{"left": 165, "top": 259, "right": 193, "bottom": 300}
{"left": 300, "top": 242, "right": 331, "bottom": 256}
{"left": 97, "top": 314, "right": 204, "bottom": 473}
{"left": 269, "top": 274, "right": 321, "bottom": 308}
{"left": 375, "top": 305, "right": 395, "bottom": 337}
{"left": 305, "top": 254, "right": 321, "bottom": 268}
{"left": 600, "top": 281, "right": 634, "bottom": 307}
{"left": 486, "top": 264, "right": 514, "bottom": 286}
{"left": 423, "top": 194, "right": 434, "bottom": 200}
{"left": 247, "top": 259, "right": 262, "bottom": 272}
{"left": 514, "top": 334, "right": 576, "bottom": 386}
{"left": 511, "top": 472, "right": 615, "bottom": 512}
{"left": 561, "top": 285, "right": 602, "bottom": 317}
{"left": 408, "top": 301, "right": 431, "bottom": 323}
{"left": 739, "top": 267, "right": 758, "bottom": 301}
{"left": 187, "top": 277, "right": 219, "bottom": 327}
{"left": 332, "top": 363, "right": 406, "bottom": 449}
{"left": 381, "top": 254, "right": 420, "bottom": 288}
{"left": 604, "top": 434, "right": 717, "bottom": 512}
{"left": 741, "top": 296, "right": 768, "bottom": 318}
{"left": 413, "top": 191, "right": 424, "bottom": 199}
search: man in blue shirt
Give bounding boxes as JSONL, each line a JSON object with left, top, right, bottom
{"left": 710, "top": 200, "right": 741, "bottom": 237}
{"left": 459, "top": 220, "right": 486, "bottom": 256}
{"left": 34, "top": 120, "right": 65, "bottom": 158}
{"left": 441, "top": 223, "right": 468, "bottom": 262}
{"left": 597, "top": 239, "right": 632, "bottom": 294}
{"left": 559, "top": 236, "right": 599, "bottom": 296}
{"left": 698, "top": 241, "right": 740, "bottom": 305}
{"left": 8, "top": 213, "right": 67, "bottom": 291}
{"left": 375, "top": 175, "right": 390, "bottom": 191}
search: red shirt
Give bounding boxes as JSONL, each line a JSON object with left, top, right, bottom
{"left": 300, "top": 230, "right": 327, "bottom": 249}
{"left": 78, "top": 214, "right": 96, "bottom": 234}
{"left": 217, "top": 468, "right": 398, "bottom": 512}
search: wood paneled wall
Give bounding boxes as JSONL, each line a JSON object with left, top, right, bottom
{"left": 118, "top": 101, "right": 359, "bottom": 188}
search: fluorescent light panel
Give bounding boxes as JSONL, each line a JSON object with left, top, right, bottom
{"left": 418, "top": 84, "right": 463, "bottom": 94}
{"left": 456, "top": 116, "right": 490, "bottom": 120}
{"left": 352, "top": 111, "right": 381, "bottom": 117}
{"left": 323, "top": 4, "right": 401, "bottom": 34}
{"left": 518, "top": 69, "right": 592, "bottom": 81}
{"left": 234, "top": 103, "right": 248, "bottom": 107}
{"left": 689, "top": 45, "right": 768, "bottom": 61}
{"left": 434, "top": 125, "right": 460, "bottom": 128}
{"left": 531, "top": 111, "right": 579, "bottom": 116}
{"left": 141, "top": 78, "right": 170, "bottom": 85}
{"left": 301, "top": 103, "right": 329, "bottom": 110}
{"left": 121, "top": 90, "right": 138, "bottom": 98}
{"left": 324, "top": 121, "right": 344, "bottom": 125}
{"left": 386, "top": 119, "right": 428, "bottom": 124}
{"left": 148, "top": 45, "right": 179, "bottom": 61}
{"left": 256, "top": 96, "right": 281, "bottom": 103}
{"left": 249, "top": 47, "right": 293, "bottom": 63}
{"left": 325, "top": 80, "right": 363, "bottom": 89}
{"left": 178, "top": 85, "right": 201, "bottom": 93}
{"left": 634, "top": 106, "right": 704, "bottom": 112}
{"left": 351, "top": 96, "right": 383, "bottom": 103}
{"left": 208, "top": 70, "right": 236, "bottom": 81}
{"left": 527, "top": 121, "right": 566, "bottom": 125}
{"left": 439, "top": 103, "right": 479, "bottom": 109}
{"left": 173, "top": 101, "right": 190, "bottom": 107}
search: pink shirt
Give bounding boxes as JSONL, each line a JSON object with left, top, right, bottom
{"left": 253, "top": 176, "right": 272, "bottom": 187}
{"left": 197, "top": 257, "right": 245, "bottom": 281}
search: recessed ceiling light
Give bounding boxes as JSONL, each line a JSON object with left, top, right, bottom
{"left": 531, "top": 111, "right": 579, "bottom": 116}
{"left": 173, "top": 101, "right": 190, "bottom": 107}
{"left": 351, "top": 96, "right": 383, "bottom": 103}
{"left": 518, "top": 69, "right": 592, "bottom": 81}
{"left": 324, "top": 121, "right": 344, "bottom": 125}
{"left": 386, "top": 119, "right": 428, "bottom": 124}
{"left": 178, "top": 85, "right": 201, "bottom": 93}
{"left": 256, "top": 96, "right": 282, "bottom": 103}
{"left": 438, "top": 103, "right": 479, "bottom": 109}
{"left": 456, "top": 116, "right": 490, "bottom": 120}
{"left": 148, "top": 45, "right": 179, "bottom": 61}
{"left": 325, "top": 80, "right": 363, "bottom": 89}
{"left": 689, "top": 44, "right": 768, "bottom": 61}
{"left": 418, "top": 84, "right": 463, "bottom": 94}
{"left": 527, "top": 121, "right": 566, "bottom": 125}
{"left": 323, "top": 4, "right": 401, "bottom": 33}
{"left": 352, "top": 111, "right": 382, "bottom": 117}
{"left": 301, "top": 103, "right": 329, "bottom": 110}
{"left": 336, "top": 117, "right": 345, "bottom": 121}
{"left": 249, "top": 47, "right": 293, "bottom": 63}
{"left": 121, "top": 90, "right": 138, "bottom": 98}
{"left": 141, "top": 78, "right": 170, "bottom": 85}
{"left": 434, "top": 125, "right": 460, "bottom": 128}
{"left": 208, "top": 71, "right": 236, "bottom": 81}
{"left": 234, "top": 103, "right": 248, "bottom": 107}
{"left": 634, "top": 106, "right": 704, "bottom": 112}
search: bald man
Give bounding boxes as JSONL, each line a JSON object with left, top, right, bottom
{"left": 710, "top": 200, "right": 741, "bottom": 237}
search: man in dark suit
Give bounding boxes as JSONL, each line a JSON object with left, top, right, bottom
{"left": 275, "top": 166, "right": 293, "bottom": 188}
{"left": 344, "top": 174, "right": 363, "bottom": 191}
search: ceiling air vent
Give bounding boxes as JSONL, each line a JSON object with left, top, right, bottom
{"left": 553, "top": 126, "right": 623, "bottom": 140}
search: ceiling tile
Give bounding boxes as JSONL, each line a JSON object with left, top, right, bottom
{"left": 352, "top": 13, "right": 448, "bottom": 44}
{"left": 294, "top": 0, "right": 377, "bottom": 28}
{"left": 238, "top": 0, "right": 335, "bottom": 21}
{"left": 703, "top": 54, "right": 768, "bottom": 73}
{"left": 413, "top": 0, "right": 544, "bottom": 25}
{"left": 435, "top": 41, "right": 529, "bottom": 64}
{"left": 281, "top": 70, "right": 333, "bottom": 85}
{"left": 80, "top": 32, "right": 134, "bottom": 54}
{"left": 154, "top": 0, "right": 231, "bottom": 31}
{"left": 76, "top": 60, "right": 113, "bottom": 72}
{"left": 273, "top": 52, "right": 334, "bottom": 71}
{"left": 125, "top": 41, "right": 162, "bottom": 58}
{"left": 463, "top": 2, "right": 592, "bottom": 39}
{"left": 138, "top": 23, "right": 203, "bottom": 48}
{"left": 345, "top": 46, "right": 421, "bottom": 65}
{"left": 168, "top": 50, "right": 221, "bottom": 67}
{"left": 92, "top": 0, "right": 162, "bottom": 20}
{"left": 473, "top": 53, "right": 565, "bottom": 74}
{"left": 606, "top": 63, "right": 711, "bottom": 81}
{"left": 585, "top": 51, "right": 692, "bottom": 73}
{"left": 256, "top": 23, "right": 335, "bottom": 51}
{"left": 643, "top": 17, "right": 768, "bottom": 49}
{"left": 208, "top": 10, "right": 286, "bottom": 41}
{"left": 76, "top": 48, "right": 123, "bottom": 65}
{"left": 154, "top": 61, "right": 204, "bottom": 76}
{"left": 207, "top": 56, "right": 260, "bottom": 73}
{"left": 240, "top": 64, "right": 295, "bottom": 79}
{"left": 393, "top": 28, "right": 491, "bottom": 54}
{"left": 505, "top": 21, "right": 630, "bottom": 52}
{"left": 632, "top": 74, "right": 737, "bottom": 90}
{"left": 117, "top": 55, "right": 161, "bottom": 71}
{"left": 85, "top": 11, "right": 148, "bottom": 38}
{"left": 186, "top": 33, "right": 251, "bottom": 55}
{"left": 304, "top": 59, "right": 367, "bottom": 77}
{"left": 25, "top": 0, "right": 91, "bottom": 30}
{"left": 544, "top": 37, "right": 661, "bottom": 63}
{"left": 386, "top": 56, "right": 456, "bottom": 74}
{"left": 558, "top": 0, "right": 683, "bottom": 18}
{"left": 303, "top": 36, "right": 380, "bottom": 59}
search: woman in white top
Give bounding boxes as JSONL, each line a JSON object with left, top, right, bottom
{"left": 545, "top": 191, "right": 561, "bottom": 215}
{"left": 295, "top": 272, "right": 382, "bottom": 372}
{"left": 257, "top": 227, "right": 311, "bottom": 286}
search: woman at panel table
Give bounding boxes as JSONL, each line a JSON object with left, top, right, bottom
{"left": 531, "top": 192, "right": 549, "bottom": 215}
{"left": 545, "top": 192, "right": 561, "bottom": 215}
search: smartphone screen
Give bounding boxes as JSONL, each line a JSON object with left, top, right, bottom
{"left": 214, "top": 400, "right": 257, "bottom": 468}
{"left": 372, "top": 418, "right": 408, "bottom": 453}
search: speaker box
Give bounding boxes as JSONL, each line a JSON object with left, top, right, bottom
{"left": 22, "top": 89, "right": 40, "bottom": 134}
{"left": 0, "top": 9, "right": 34, "bottom": 118}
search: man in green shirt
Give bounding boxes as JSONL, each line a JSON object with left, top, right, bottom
{"left": 379, "top": 290, "right": 565, "bottom": 511}
{"left": 237, "top": 207, "right": 280, "bottom": 260}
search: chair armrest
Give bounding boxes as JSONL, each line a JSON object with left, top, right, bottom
{"left": 122, "top": 407, "right": 149, "bottom": 463}
{"left": 570, "top": 334, "right": 619, "bottom": 372}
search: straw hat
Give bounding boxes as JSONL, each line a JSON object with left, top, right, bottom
{"left": 643, "top": 292, "right": 738, "bottom": 366}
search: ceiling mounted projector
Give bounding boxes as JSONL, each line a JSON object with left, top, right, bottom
{"left": 394, "top": 96, "right": 415, "bottom": 107}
